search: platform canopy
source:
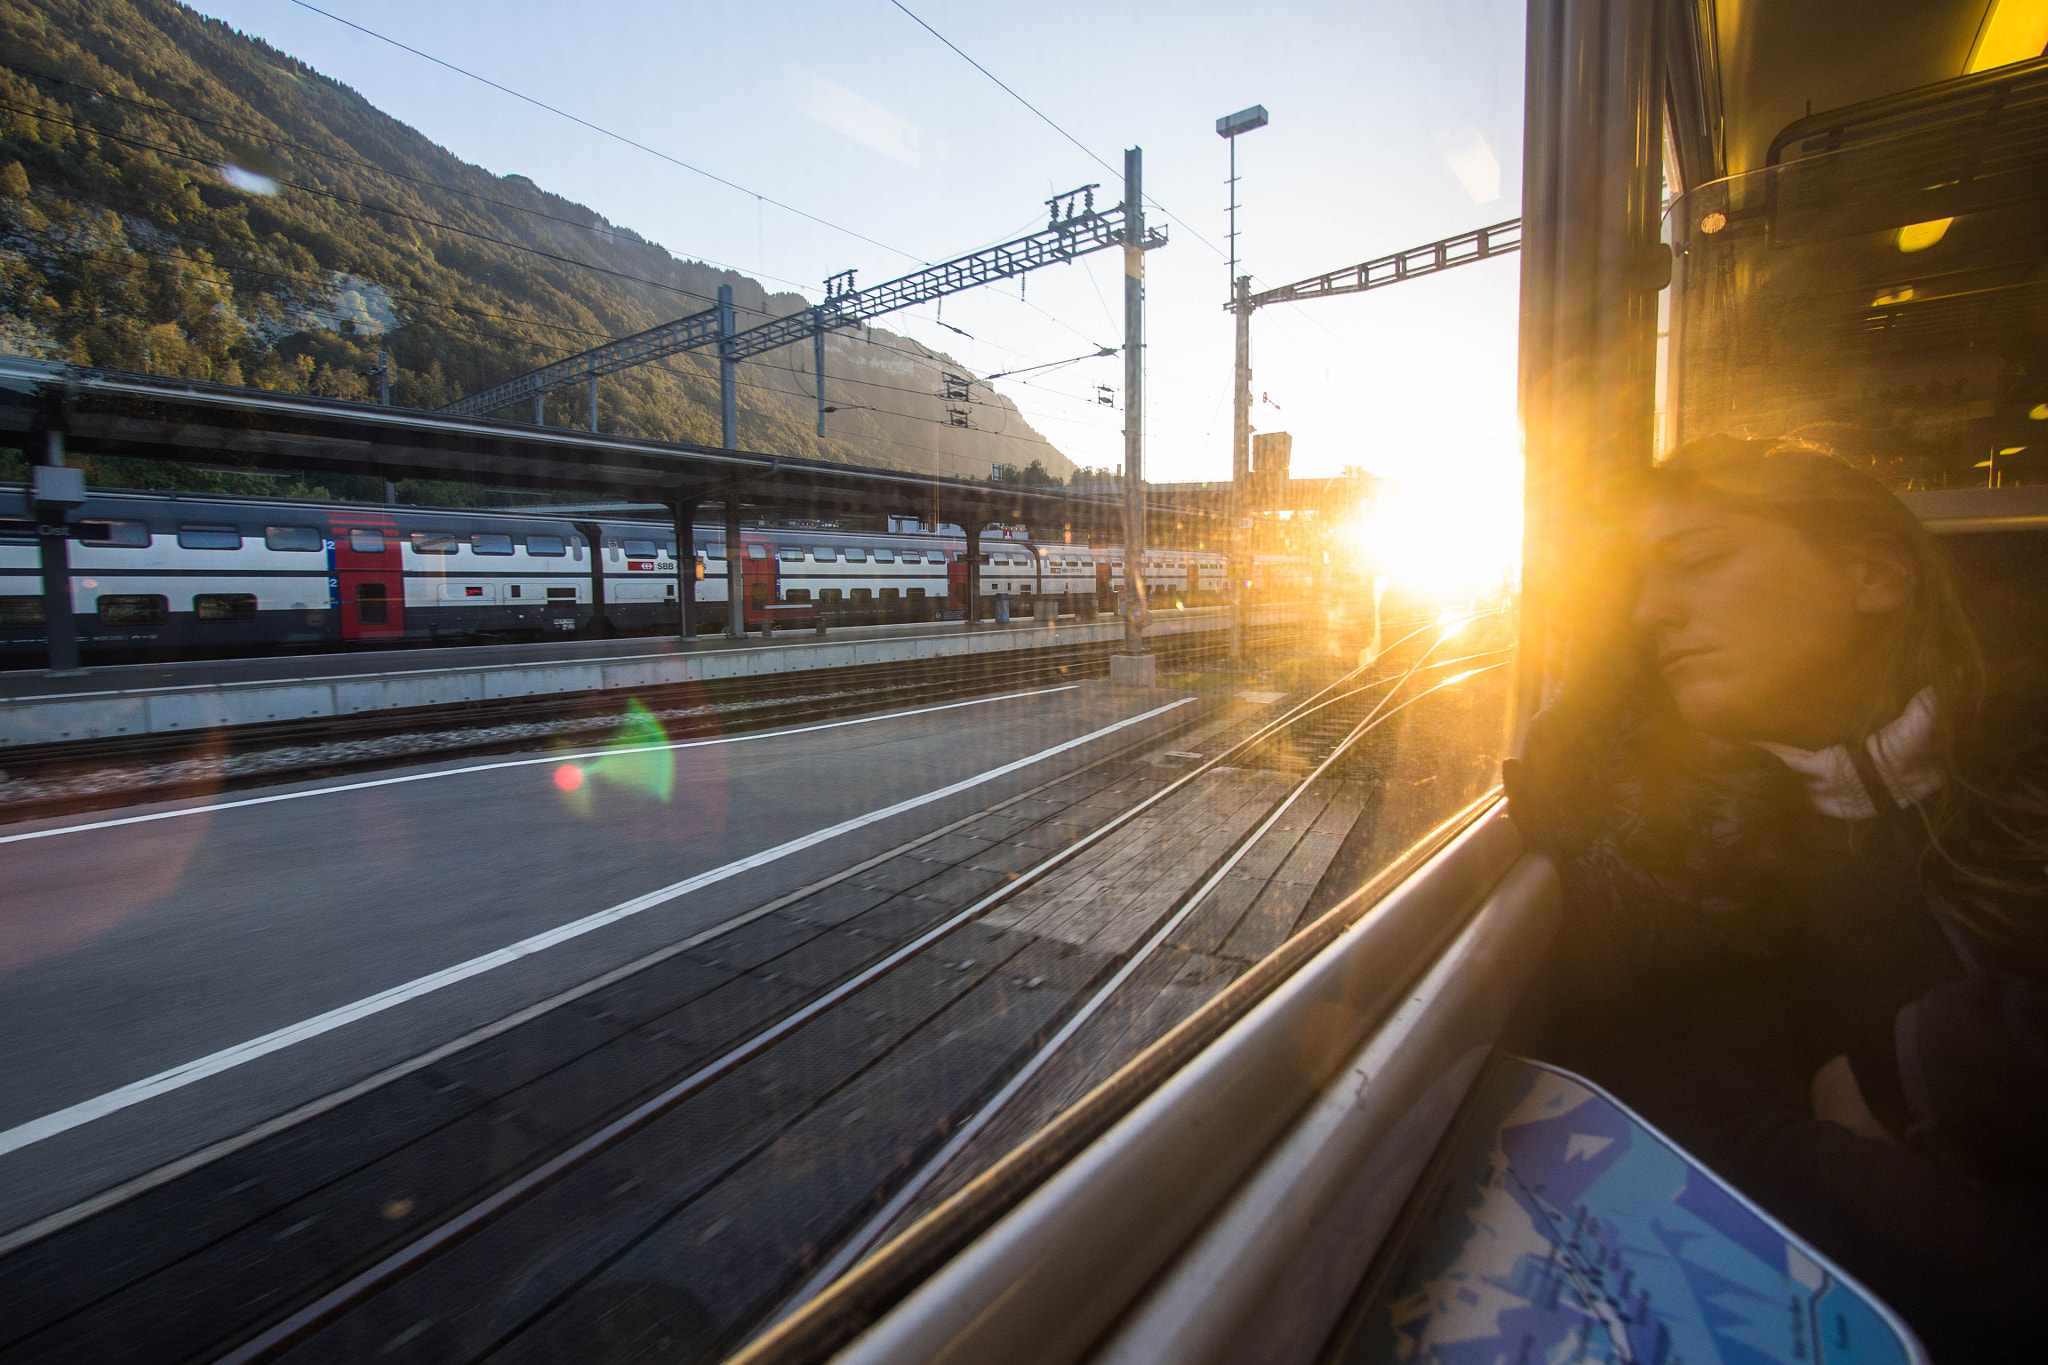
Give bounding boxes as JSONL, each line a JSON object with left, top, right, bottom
{"left": 0, "top": 357, "right": 1204, "bottom": 539}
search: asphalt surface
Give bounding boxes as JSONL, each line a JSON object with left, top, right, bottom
{"left": 0, "top": 680, "right": 1199, "bottom": 1234}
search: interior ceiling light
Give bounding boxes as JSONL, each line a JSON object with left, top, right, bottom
{"left": 2001, "top": 446, "right": 2028, "bottom": 455}
{"left": 1873, "top": 287, "right": 1916, "bottom": 306}
{"left": 1699, "top": 212, "right": 1727, "bottom": 234}
{"left": 2030, "top": 403, "right": 2048, "bottom": 420}
{"left": 1896, "top": 218, "right": 1952, "bottom": 252}
{"left": 1967, "top": 0, "right": 2048, "bottom": 73}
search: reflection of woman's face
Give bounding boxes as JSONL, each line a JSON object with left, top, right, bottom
{"left": 1634, "top": 501, "right": 1886, "bottom": 748}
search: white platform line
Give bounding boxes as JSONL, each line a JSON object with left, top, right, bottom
{"left": 0, "top": 684, "right": 1080, "bottom": 845}
{"left": 0, "top": 697, "right": 1190, "bottom": 1159}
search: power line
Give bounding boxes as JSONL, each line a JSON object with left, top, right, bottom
{"left": 287, "top": 0, "right": 925, "bottom": 265}
{"left": 888, "top": 0, "right": 1228, "bottom": 260}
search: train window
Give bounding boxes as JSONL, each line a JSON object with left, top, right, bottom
{"left": 850, "top": 587, "right": 872, "bottom": 603}
{"left": 784, "top": 588, "right": 812, "bottom": 603}
{"left": 96, "top": 594, "right": 167, "bottom": 624}
{"left": 264, "top": 526, "right": 322, "bottom": 552}
{"left": 812, "top": 547, "right": 836, "bottom": 561}
{"left": 844, "top": 547, "right": 868, "bottom": 562}
{"left": 80, "top": 520, "right": 151, "bottom": 548}
{"left": 704, "top": 542, "right": 725, "bottom": 559}
{"left": 194, "top": 593, "right": 258, "bottom": 622}
{"left": 546, "top": 586, "right": 576, "bottom": 601}
{"left": 347, "top": 529, "right": 386, "bottom": 553}
{"left": 748, "top": 544, "right": 767, "bottom": 560}
{"left": 899, "top": 550, "right": 919, "bottom": 563}
{"left": 177, "top": 524, "right": 240, "bottom": 550}
{"left": 907, "top": 586, "right": 926, "bottom": 599}
{"left": 978, "top": 553, "right": 993, "bottom": 565}
{"left": 471, "top": 534, "right": 514, "bottom": 556}
{"left": 0, "top": 596, "right": 44, "bottom": 626}
{"left": 621, "top": 538, "right": 659, "bottom": 558}
{"left": 525, "top": 535, "right": 566, "bottom": 557}
{"left": 818, "top": 588, "right": 842, "bottom": 604}
{"left": 410, "top": 531, "right": 460, "bottom": 555}
{"left": 879, "top": 587, "right": 900, "bottom": 601}
{"left": 872, "top": 548, "right": 894, "bottom": 562}
{"left": 779, "top": 547, "right": 804, "bottom": 562}
{"left": 355, "top": 582, "right": 389, "bottom": 624}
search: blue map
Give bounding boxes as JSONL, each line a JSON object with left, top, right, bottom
{"left": 1335, "top": 1056, "right": 1927, "bottom": 1365}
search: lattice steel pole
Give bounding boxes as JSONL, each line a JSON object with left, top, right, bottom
{"left": 1116, "top": 146, "right": 1152, "bottom": 682}
{"left": 718, "top": 284, "right": 738, "bottom": 451}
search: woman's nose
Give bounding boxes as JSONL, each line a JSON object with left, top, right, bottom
{"left": 1633, "top": 576, "right": 1683, "bottom": 631}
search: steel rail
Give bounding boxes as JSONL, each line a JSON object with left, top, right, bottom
{"left": 205, "top": 621, "right": 1454, "bottom": 1364}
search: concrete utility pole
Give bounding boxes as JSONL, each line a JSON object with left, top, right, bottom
{"left": 718, "top": 284, "right": 739, "bottom": 451}
{"left": 1113, "top": 145, "right": 1154, "bottom": 686}
{"left": 1216, "top": 104, "right": 1267, "bottom": 667}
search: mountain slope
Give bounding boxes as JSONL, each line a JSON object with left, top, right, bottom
{"left": 0, "top": 0, "right": 1073, "bottom": 491}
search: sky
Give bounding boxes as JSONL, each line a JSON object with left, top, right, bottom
{"left": 189, "top": 0, "right": 1527, "bottom": 486}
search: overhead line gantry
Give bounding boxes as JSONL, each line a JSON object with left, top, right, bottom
{"left": 440, "top": 186, "right": 1166, "bottom": 444}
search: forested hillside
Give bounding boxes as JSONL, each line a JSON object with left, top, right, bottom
{"left": 0, "top": 0, "right": 1074, "bottom": 500}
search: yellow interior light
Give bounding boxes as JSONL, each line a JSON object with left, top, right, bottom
{"left": 2001, "top": 446, "right": 2027, "bottom": 455}
{"left": 2030, "top": 403, "right": 2048, "bottom": 420}
{"left": 1967, "top": 0, "right": 2048, "bottom": 72}
{"left": 1896, "top": 219, "right": 1952, "bottom": 252}
{"left": 1873, "top": 287, "right": 1916, "bottom": 306}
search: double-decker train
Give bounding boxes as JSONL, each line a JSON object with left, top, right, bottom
{"left": 0, "top": 486, "right": 1313, "bottom": 661}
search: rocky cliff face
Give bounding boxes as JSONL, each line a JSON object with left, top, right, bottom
{"left": 0, "top": 0, "right": 1073, "bottom": 484}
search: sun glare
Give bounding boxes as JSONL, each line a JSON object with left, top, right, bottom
{"left": 1352, "top": 471, "right": 1523, "bottom": 601}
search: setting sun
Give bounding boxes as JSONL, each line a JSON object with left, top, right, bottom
{"left": 1351, "top": 469, "right": 1523, "bottom": 601}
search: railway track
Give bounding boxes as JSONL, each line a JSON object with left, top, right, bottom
{"left": 0, "top": 612, "right": 1507, "bottom": 1365}
{"left": 0, "top": 619, "right": 1309, "bottom": 822}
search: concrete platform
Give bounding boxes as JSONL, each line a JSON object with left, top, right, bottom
{"left": 0, "top": 604, "right": 1300, "bottom": 750}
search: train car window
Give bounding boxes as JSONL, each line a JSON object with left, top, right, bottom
{"left": 194, "top": 593, "right": 258, "bottom": 621}
{"left": 471, "top": 534, "right": 514, "bottom": 556}
{"left": 872, "top": 548, "right": 894, "bottom": 562}
{"left": 880, "top": 587, "right": 900, "bottom": 601}
{"left": 80, "top": 520, "right": 151, "bottom": 548}
{"left": 907, "top": 586, "right": 926, "bottom": 599}
{"left": 818, "top": 588, "right": 842, "bottom": 604}
{"left": 779, "top": 547, "right": 804, "bottom": 562}
{"left": 347, "top": 529, "right": 386, "bottom": 553}
{"left": 844, "top": 547, "right": 867, "bottom": 562}
{"left": 0, "top": 596, "right": 45, "bottom": 625}
{"left": 96, "top": 594, "right": 167, "bottom": 623}
{"left": 525, "top": 535, "right": 566, "bottom": 557}
{"left": 850, "top": 587, "right": 872, "bottom": 603}
{"left": 704, "top": 542, "right": 725, "bottom": 559}
{"left": 264, "top": 526, "right": 322, "bottom": 552}
{"left": 899, "top": 550, "right": 919, "bottom": 563}
{"left": 621, "top": 538, "right": 659, "bottom": 558}
{"left": 812, "top": 547, "right": 836, "bottom": 561}
{"left": 355, "top": 582, "right": 389, "bottom": 624}
{"left": 748, "top": 543, "right": 767, "bottom": 560}
{"left": 177, "top": 524, "right": 241, "bottom": 550}
{"left": 546, "top": 586, "right": 576, "bottom": 601}
{"left": 978, "top": 553, "right": 993, "bottom": 565}
{"left": 410, "top": 531, "right": 460, "bottom": 555}
{"left": 785, "top": 588, "right": 812, "bottom": 603}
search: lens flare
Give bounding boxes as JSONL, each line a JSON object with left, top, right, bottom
{"left": 553, "top": 765, "right": 585, "bottom": 792}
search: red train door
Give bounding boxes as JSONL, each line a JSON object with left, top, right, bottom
{"left": 332, "top": 516, "right": 404, "bottom": 640}
{"left": 948, "top": 553, "right": 969, "bottom": 611}
{"left": 741, "top": 539, "right": 777, "bottom": 627}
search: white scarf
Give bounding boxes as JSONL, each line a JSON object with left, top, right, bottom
{"left": 1754, "top": 687, "right": 1944, "bottom": 819}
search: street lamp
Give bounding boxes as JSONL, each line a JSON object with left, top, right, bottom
{"left": 1217, "top": 104, "right": 1267, "bottom": 665}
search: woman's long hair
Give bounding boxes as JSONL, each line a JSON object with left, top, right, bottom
{"left": 1644, "top": 437, "right": 2048, "bottom": 968}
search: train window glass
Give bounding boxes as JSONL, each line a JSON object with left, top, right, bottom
{"left": 879, "top": 587, "right": 899, "bottom": 601}
{"left": 177, "top": 524, "right": 241, "bottom": 550}
{"left": 907, "top": 586, "right": 926, "bottom": 599}
{"left": 844, "top": 548, "right": 867, "bottom": 562}
{"left": 0, "top": 596, "right": 45, "bottom": 626}
{"left": 978, "top": 553, "right": 993, "bottom": 565}
{"left": 621, "top": 538, "right": 659, "bottom": 558}
{"left": 194, "top": 593, "right": 258, "bottom": 621}
{"left": 850, "top": 588, "right": 872, "bottom": 603}
{"left": 526, "top": 535, "right": 566, "bottom": 557}
{"left": 355, "top": 582, "right": 389, "bottom": 624}
{"left": 348, "top": 529, "right": 386, "bottom": 553}
{"left": 546, "top": 587, "right": 576, "bottom": 601}
{"left": 779, "top": 547, "right": 804, "bottom": 562}
{"left": 411, "top": 531, "right": 460, "bottom": 555}
{"left": 508, "top": 585, "right": 521, "bottom": 598}
{"left": 785, "top": 588, "right": 812, "bottom": 602}
{"left": 80, "top": 520, "right": 151, "bottom": 548}
{"left": 818, "top": 588, "right": 842, "bottom": 604}
{"left": 898, "top": 550, "right": 919, "bottom": 563}
{"left": 748, "top": 544, "right": 767, "bottom": 560}
{"left": 264, "top": 525, "right": 322, "bottom": 552}
{"left": 813, "top": 547, "right": 836, "bottom": 561}
{"left": 97, "top": 594, "right": 167, "bottom": 624}
{"left": 471, "top": 534, "right": 514, "bottom": 556}
{"left": 704, "top": 542, "right": 725, "bottom": 559}
{"left": 872, "top": 548, "right": 893, "bottom": 562}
